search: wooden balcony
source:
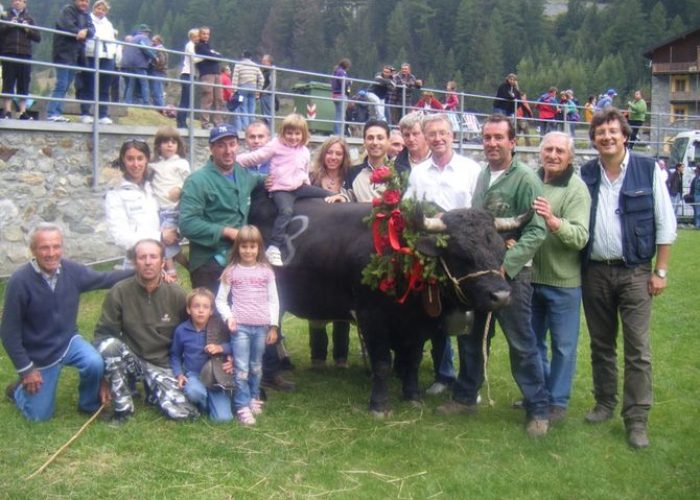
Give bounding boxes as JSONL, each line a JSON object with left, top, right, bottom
{"left": 670, "top": 90, "right": 700, "bottom": 102}
{"left": 652, "top": 61, "right": 700, "bottom": 74}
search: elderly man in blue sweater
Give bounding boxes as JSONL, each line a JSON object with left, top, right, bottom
{"left": 1, "top": 223, "right": 132, "bottom": 421}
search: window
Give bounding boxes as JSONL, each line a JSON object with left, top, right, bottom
{"left": 672, "top": 75, "right": 689, "bottom": 93}
{"left": 671, "top": 104, "right": 688, "bottom": 122}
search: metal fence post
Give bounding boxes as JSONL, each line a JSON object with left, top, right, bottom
{"left": 91, "top": 39, "right": 100, "bottom": 189}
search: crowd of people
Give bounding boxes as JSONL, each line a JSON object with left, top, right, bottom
{"left": 1, "top": 103, "right": 678, "bottom": 452}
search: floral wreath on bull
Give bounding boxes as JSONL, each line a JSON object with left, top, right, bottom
{"left": 360, "top": 163, "right": 448, "bottom": 304}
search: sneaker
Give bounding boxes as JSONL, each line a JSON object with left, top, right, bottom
{"left": 525, "top": 418, "right": 549, "bottom": 438}
{"left": 584, "top": 404, "right": 614, "bottom": 424}
{"left": 265, "top": 246, "right": 283, "bottom": 266}
{"left": 1, "top": 111, "right": 11, "bottom": 119}
{"left": 261, "top": 374, "right": 296, "bottom": 392}
{"left": 236, "top": 406, "right": 256, "bottom": 426}
{"left": 549, "top": 405, "right": 567, "bottom": 424}
{"left": 435, "top": 399, "right": 478, "bottom": 416}
{"left": 5, "top": 380, "right": 19, "bottom": 403}
{"left": 98, "top": 117, "right": 113, "bottom": 125}
{"left": 18, "top": 112, "right": 33, "bottom": 120}
{"left": 250, "top": 399, "right": 264, "bottom": 416}
{"left": 627, "top": 426, "right": 650, "bottom": 449}
{"left": 47, "top": 115, "right": 70, "bottom": 122}
{"left": 80, "top": 115, "right": 94, "bottom": 124}
{"left": 426, "top": 382, "right": 449, "bottom": 395}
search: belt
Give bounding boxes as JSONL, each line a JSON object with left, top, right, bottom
{"left": 591, "top": 259, "right": 625, "bottom": 266}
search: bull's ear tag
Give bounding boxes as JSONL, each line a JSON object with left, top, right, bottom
{"left": 422, "top": 283, "right": 442, "bottom": 317}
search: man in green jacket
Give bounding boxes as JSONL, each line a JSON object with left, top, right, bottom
{"left": 531, "top": 132, "right": 591, "bottom": 424}
{"left": 94, "top": 239, "right": 199, "bottom": 424}
{"left": 627, "top": 90, "right": 647, "bottom": 150}
{"left": 438, "top": 114, "right": 549, "bottom": 438}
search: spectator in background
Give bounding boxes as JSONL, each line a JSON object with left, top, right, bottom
{"left": 583, "top": 95, "right": 596, "bottom": 123}
{"left": 46, "top": 0, "right": 94, "bottom": 122}
{"left": 232, "top": 49, "right": 263, "bottom": 131}
{"left": 259, "top": 54, "right": 274, "bottom": 125}
{"left": 443, "top": 80, "right": 460, "bottom": 132}
{"left": 78, "top": 0, "right": 116, "bottom": 124}
{"left": 493, "top": 73, "right": 520, "bottom": 116}
{"left": 666, "top": 162, "right": 684, "bottom": 215}
{"left": 692, "top": 165, "right": 700, "bottom": 229}
{"left": 122, "top": 24, "right": 154, "bottom": 107}
{"left": 243, "top": 120, "right": 271, "bottom": 175}
{"left": 594, "top": 88, "right": 616, "bottom": 111}
{"left": 148, "top": 34, "right": 168, "bottom": 109}
{"left": 0, "top": 0, "right": 41, "bottom": 120}
{"left": 365, "top": 65, "right": 396, "bottom": 122}
{"left": 195, "top": 26, "right": 224, "bottom": 129}
{"left": 176, "top": 28, "right": 199, "bottom": 129}
{"left": 331, "top": 58, "right": 351, "bottom": 135}
{"left": 388, "top": 129, "right": 405, "bottom": 160}
{"left": 536, "top": 86, "right": 558, "bottom": 135}
{"left": 219, "top": 64, "right": 233, "bottom": 122}
{"left": 627, "top": 90, "right": 647, "bottom": 150}
{"left": 390, "top": 62, "right": 422, "bottom": 124}
{"left": 516, "top": 92, "right": 534, "bottom": 147}
{"left": 414, "top": 90, "right": 443, "bottom": 112}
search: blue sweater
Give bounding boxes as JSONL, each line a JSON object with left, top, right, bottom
{"left": 0, "top": 260, "right": 132, "bottom": 375}
{"left": 169, "top": 319, "right": 231, "bottom": 377}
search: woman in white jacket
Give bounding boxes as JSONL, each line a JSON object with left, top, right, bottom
{"left": 105, "top": 140, "right": 176, "bottom": 266}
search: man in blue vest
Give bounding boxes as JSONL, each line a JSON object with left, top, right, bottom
{"left": 580, "top": 108, "right": 676, "bottom": 449}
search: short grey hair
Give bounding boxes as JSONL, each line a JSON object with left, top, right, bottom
{"left": 398, "top": 111, "right": 423, "bottom": 132}
{"left": 421, "top": 113, "right": 452, "bottom": 134}
{"left": 540, "top": 131, "right": 575, "bottom": 156}
{"left": 29, "top": 223, "right": 64, "bottom": 249}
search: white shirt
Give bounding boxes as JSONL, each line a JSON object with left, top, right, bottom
{"left": 590, "top": 150, "right": 677, "bottom": 261}
{"left": 404, "top": 152, "right": 482, "bottom": 211}
{"left": 86, "top": 14, "right": 117, "bottom": 59}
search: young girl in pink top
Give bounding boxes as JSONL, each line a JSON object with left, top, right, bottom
{"left": 236, "top": 113, "right": 332, "bottom": 265}
{"left": 215, "top": 225, "right": 279, "bottom": 426}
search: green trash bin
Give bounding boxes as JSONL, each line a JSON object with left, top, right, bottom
{"left": 291, "top": 81, "right": 334, "bottom": 134}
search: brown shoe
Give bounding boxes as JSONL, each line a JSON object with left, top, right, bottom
{"left": 261, "top": 374, "right": 296, "bottom": 392}
{"left": 549, "top": 405, "right": 567, "bottom": 424}
{"left": 584, "top": 404, "right": 614, "bottom": 424}
{"left": 435, "top": 400, "right": 478, "bottom": 416}
{"left": 526, "top": 418, "right": 550, "bottom": 438}
{"left": 627, "top": 427, "right": 650, "bottom": 449}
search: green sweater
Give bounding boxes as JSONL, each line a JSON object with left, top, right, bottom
{"left": 472, "top": 159, "right": 546, "bottom": 278}
{"left": 627, "top": 98, "right": 647, "bottom": 122}
{"left": 532, "top": 166, "right": 591, "bottom": 288}
{"left": 94, "top": 277, "right": 188, "bottom": 367}
{"left": 179, "top": 159, "right": 262, "bottom": 272}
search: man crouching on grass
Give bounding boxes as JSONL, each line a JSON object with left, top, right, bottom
{"left": 94, "top": 239, "right": 199, "bottom": 424}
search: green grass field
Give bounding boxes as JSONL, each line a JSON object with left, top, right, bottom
{"left": 1, "top": 230, "right": 699, "bottom": 498}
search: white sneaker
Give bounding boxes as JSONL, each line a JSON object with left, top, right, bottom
{"left": 426, "top": 382, "right": 448, "bottom": 395}
{"left": 265, "top": 246, "right": 283, "bottom": 266}
{"left": 80, "top": 115, "right": 94, "bottom": 124}
{"left": 250, "top": 399, "right": 264, "bottom": 416}
{"left": 236, "top": 407, "right": 256, "bottom": 426}
{"left": 47, "top": 115, "right": 70, "bottom": 122}
{"left": 98, "top": 117, "right": 113, "bottom": 124}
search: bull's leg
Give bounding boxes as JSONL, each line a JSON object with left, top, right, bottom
{"left": 363, "top": 328, "right": 392, "bottom": 416}
{"left": 397, "top": 343, "right": 423, "bottom": 403}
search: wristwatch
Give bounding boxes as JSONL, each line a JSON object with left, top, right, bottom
{"left": 654, "top": 268, "right": 667, "bottom": 279}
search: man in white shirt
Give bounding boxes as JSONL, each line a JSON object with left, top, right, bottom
{"left": 580, "top": 108, "right": 676, "bottom": 449}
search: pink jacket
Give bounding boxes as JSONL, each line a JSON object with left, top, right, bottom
{"left": 236, "top": 138, "right": 311, "bottom": 192}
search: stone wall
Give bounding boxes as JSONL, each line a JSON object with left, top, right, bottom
{"left": 0, "top": 120, "right": 598, "bottom": 276}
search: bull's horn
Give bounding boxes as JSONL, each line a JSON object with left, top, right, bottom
{"left": 423, "top": 217, "right": 447, "bottom": 232}
{"left": 493, "top": 211, "right": 532, "bottom": 232}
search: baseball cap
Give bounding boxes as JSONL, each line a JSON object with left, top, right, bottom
{"left": 209, "top": 124, "right": 238, "bottom": 144}
{"left": 138, "top": 24, "right": 152, "bottom": 33}
{"left": 606, "top": 88, "right": 617, "bottom": 96}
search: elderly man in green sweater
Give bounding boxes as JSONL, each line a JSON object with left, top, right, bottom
{"left": 626, "top": 90, "right": 647, "bottom": 150}
{"left": 531, "top": 132, "right": 591, "bottom": 424}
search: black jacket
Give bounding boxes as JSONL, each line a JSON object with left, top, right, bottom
{"left": 51, "top": 4, "right": 94, "bottom": 65}
{"left": 0, "top": 9, "right": 41, "bottom": 57}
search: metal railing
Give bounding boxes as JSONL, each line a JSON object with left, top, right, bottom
{"left": 3, "top": 18, "right": 700, "bottom": 184}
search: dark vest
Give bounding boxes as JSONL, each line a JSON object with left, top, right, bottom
{"left": 581, "top": 153, "right": 656, "bottom": 267}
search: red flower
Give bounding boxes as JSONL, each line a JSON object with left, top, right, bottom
{"left": 372, "top": 197, "right": 383, "bottom": 207}
{"left": 370, "top": 166, "right": 393, "bottom": 184}
{"left": 379, "top": 277, "right": 396, "bottom": 292}
{"left": 382, "top": 189, "right": 401, "bottom": 206}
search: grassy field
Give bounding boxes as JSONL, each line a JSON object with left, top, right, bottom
{"left": 1, "top": 230, "right": 699, "bottom": 498}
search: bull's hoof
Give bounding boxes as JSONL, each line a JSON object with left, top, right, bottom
{"left": 369, "top": 409, "right": 393, "bottom": 419}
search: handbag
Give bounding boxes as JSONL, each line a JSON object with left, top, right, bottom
{"left": 199, "top": 317, "right": 234, "bottom": 391}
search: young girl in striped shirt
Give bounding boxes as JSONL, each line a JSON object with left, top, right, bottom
{"left": 215, "top": 225, "right": 279, "bottom": 426}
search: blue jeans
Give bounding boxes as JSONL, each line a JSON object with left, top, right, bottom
{"left": 430, "top": 324, "right": 456, "bottom": 384}
{"left": 13, "top": 335, "right": 104, "bottom": 421}
{"left": 47, "top": 67, "right": 77, "bottom": 118}
{"left": 260, "top": 92, "right": 273, "bottom": 125}
{"left": 531, "top": 284, "right": 582, "bottom": 408}
{"left": 79, "top": 58, "right": 115, "bottom": 119}
{"left": 177, "top": 73, "right": 193, "bottom": 128}
{"left": 183, "top": 371, "right": 233, "bottom": 422}
{"left": 453, "top": 268, "right": 549, "bottom": 418}
{"left": 149, "top": 70, "right": 165, "bottom": 107}
{"left": 231, "top": 324, "right": 267, "bottom": 410}
{"left": 333, "top": 96, "right": 344, "bottom": 135}
{"left": 234, "top": 84, "right": 257, "bottom": 131}
{"left": 124, "top": 67, "right": 150, "bottom": 105}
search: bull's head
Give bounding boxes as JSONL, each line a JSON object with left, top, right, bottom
{"left": 415, "top": 208, "right": 518, "bottom": 312}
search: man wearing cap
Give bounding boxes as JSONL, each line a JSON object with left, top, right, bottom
{"left": 595, "top": 88, "right": 617, "bottom": 112}
{"left": 121, "top": 24, "right": 154, "bottom": 105}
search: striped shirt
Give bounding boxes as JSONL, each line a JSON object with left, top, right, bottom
{"left": 215, "top": 263, "right": 279, "bottom": 326}
{"left": 232, "top": 58, "right": 264, "bottom": 89}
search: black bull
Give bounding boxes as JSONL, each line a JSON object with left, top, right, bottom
{"left": 249, "top": 189, "right": 511, "bottom": 414}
